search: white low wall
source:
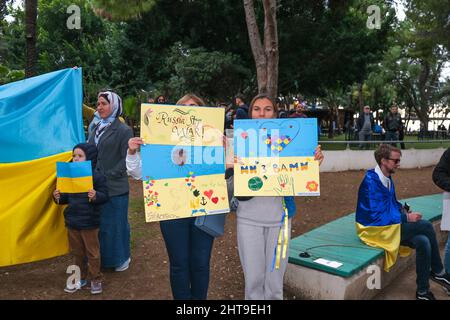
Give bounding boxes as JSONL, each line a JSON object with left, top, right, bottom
{"left": 321, "top": 148, "right": 446, "bottom": 172}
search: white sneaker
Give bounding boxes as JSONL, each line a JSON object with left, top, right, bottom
{"left": 64, "top": 279, "right": 87, "bottom": 293}
{"left": 443, "top": 286, "right": 450, "bottom": 296}
{"left": 115, "top": 258, "right": 131, "bottom": 272}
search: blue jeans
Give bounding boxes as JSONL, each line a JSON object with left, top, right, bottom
{"left": 401, "top": 220, "right": 444, "bottom": 292}
{"left": 445, "top": 236, "right": 450, "bottom": 274}
{"left": 99, "top": 193, "right": 130, "bottom": 268}
{"left": 160, "top": 217, "right": 214, "bottom": 300}
{"left": 358, "top": 131, "right": 372, "bottom": 149}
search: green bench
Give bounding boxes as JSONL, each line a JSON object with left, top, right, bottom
{"left": 284, "top": 193, "right": 444, "bottom": 299}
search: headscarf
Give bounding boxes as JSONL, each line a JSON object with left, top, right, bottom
{"left": 93, "top": 91, "right": 123, "bottom": 145}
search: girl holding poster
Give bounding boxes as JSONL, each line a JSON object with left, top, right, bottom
{"left": 226, "top": 93, "right": 324, "bottom": 300}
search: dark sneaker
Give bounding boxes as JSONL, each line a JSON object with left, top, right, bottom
{"left": 430, "top": 272, "right": 450, "bottom": 288}
{"left": 416, "top": 291, "right": 436, "bottom": 300}
{"left": 91, "top": 281, "right": 102, "bottom": 295}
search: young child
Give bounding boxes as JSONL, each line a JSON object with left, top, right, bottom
{"left": 53, "top": 143, "right": 108, "bottom": 294}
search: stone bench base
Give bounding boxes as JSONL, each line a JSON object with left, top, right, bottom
{"left": 284, "top": 220, "right": 446, "bottom": 299}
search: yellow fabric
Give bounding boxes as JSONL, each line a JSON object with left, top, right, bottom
{"left": 0, "top": 152, "right": 72, "bottom": 267}
{"left": 356, "top": 222, "right": 412, "bottom": 271}
{"left": 275, "top": 207, "right": 289, "bottom": 269}
{"left": 57, "top": 176, "right": 93, "bottom": 193}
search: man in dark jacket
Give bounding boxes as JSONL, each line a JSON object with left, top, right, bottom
{"left": 235, "top": 95, "right": 249, "bottom": 119}
{"left": 53, "top": 143, "right": 108, "bottom": 295}
{"left": 383, "top": 105, "right": 403, "bottom": 146}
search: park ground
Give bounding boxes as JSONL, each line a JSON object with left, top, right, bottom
{"left": 0, "top": 166, "right": 448, "bottom": 300}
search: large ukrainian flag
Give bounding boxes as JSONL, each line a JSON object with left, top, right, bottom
{"left": 0, "top": 68, "right": 85, "bottom": 267}
{"left": 355, "top": 169, "right": 410, "bottom": 271}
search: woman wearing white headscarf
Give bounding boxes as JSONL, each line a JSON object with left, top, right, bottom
{"left": 88, "top": 91, "right": 134, "bottom": 271}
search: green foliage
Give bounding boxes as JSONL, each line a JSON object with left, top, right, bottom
{"left": 123, "top": 95, "right": 138, "bottom": 119}
{"left": 90, "top": 0, "right": 157, "bottom": 21}
{"left": 0, "top": 64, "right": 25, "bottom": 85}
{"left": 278, "top": 0, "right": 395, "bottom": 97}
{"left": 162, "top": 42, "right": 251, "bottom": 103}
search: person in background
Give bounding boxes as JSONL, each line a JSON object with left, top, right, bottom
{"left": 357, "top": 106, "right": 375, "bottom": 149}
{"left": 235, "top": 95, "right": 249, "bottom": 120}
{"left": 383, "top": 105, "right": 403, "bottom": 147}
{"left": 289, "top": 101, "right": 307, "bottom": 118}
{"left": 155, "top": 95, "right": 167, "bottom": 104}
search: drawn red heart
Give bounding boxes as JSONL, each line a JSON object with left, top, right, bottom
{"left": 241, "top": 132, "right": 248, "bottom": 139}
{"left": 211, "top": 197, "right": 219, "bottom": 204}
{"left": 280, "top": 183, "right": 286, "bottom": 188}
{"left": 185, "top": 178, "right": 189, "bottom": 182}
{"left": 204, "top": 190, "right": 214, "bottom": 199}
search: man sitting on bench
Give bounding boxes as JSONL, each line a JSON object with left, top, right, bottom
{"left": 355, "top": 144, "right": 450, "bottom": 300}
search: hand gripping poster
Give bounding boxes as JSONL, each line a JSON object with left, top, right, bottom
{"left": 140, "top": 104, "right": 229, "bottom": 222}
{"left": 233, "top": 118, "right": 320, "bottom": 196}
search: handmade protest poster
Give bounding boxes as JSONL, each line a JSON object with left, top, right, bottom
{"left": 140, "top": 104, "right": 229, "bottom": 222}
{"left": 233, "top": 118, "right": 320, "bottom": 196}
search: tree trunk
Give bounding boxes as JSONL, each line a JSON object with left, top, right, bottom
{"left": 243, "top": 0, "right": 278, "bottom": 100}
{"left": 357, "top": 81, "right": 364, "bottom": 112}
{"left": 25, "top": 0, "right": 38, "bottom": 78}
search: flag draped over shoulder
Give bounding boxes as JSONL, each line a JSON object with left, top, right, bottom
{"left": 355, "top": 169, "right": 411, "bottom": 271}
{"left": 0, "top": 68, "right": 85, "bottom": 267}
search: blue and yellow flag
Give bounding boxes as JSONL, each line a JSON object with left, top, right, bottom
{"left": 0, "top": 68, "right": 84, "bottom": 267}
{"left": 56, "top": 161, "right": 93, "bottom": 193}
{"left": 355, "top": 169, "right": 411, "bottom": 271}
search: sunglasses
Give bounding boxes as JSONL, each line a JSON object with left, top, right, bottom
{"left": 388, "top": 158, "right": 401, "bottom": 164}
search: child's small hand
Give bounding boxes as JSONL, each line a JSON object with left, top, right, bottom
{"left": 88, "top": 189, "right": 96, "bottom": 201}
{"left": 53, "top": 189, "right": 61, "bottom": 200}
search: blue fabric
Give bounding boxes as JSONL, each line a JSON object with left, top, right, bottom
{"left": 400, "top": 220, "right": 444, "bottom": 292}
{"left": 356, "top": 169, "right": 403, "bottom": 226}
{"left": 445, "top": 237, "right": 450, "bottom": 274}
{"left": 160, "top": 217, "right": 214, "bottom": 300}
{"left": 284, "top": 196, "right": 297, "bottom": 218}
{"left": 56, "top": 161, "right": 92, "bottom": 178}
{"left": 0, "top": 68, "right": 84, "bottom": 163}
{"left": 99, "top": 193, "right": 130, "bottom": 268}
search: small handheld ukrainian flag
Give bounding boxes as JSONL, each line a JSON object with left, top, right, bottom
{"left": 56, "top": 161, "right": 93, "bottom": 193}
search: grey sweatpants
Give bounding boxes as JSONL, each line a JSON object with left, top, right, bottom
{"left": 237, "top": 219, "right": 292, "bottom": 300}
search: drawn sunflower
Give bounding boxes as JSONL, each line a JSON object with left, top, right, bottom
{"left": 306, "top": 181, "right": 319, "bottom": 192}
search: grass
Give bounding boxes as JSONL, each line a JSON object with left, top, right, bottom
{"left": 128, "top": 197, "right": 161, "bottom": 249}
{"left": 319, "top": 134, "right": 450, "bottom": 150}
